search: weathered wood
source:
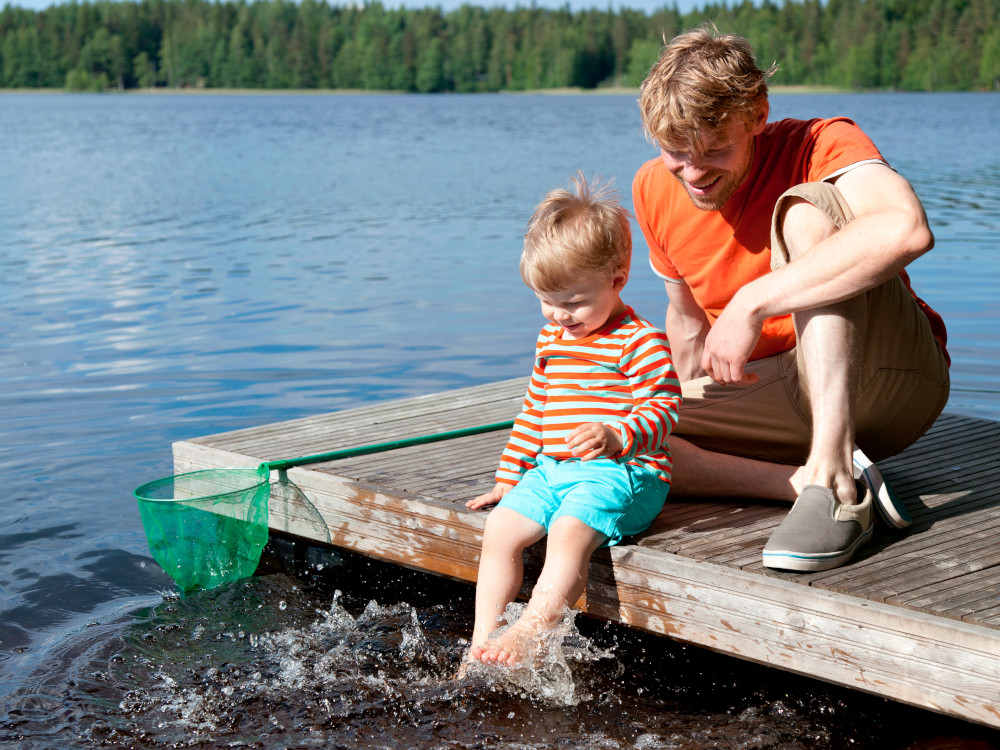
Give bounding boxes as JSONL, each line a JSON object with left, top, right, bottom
{"left": 173, "top": 380, "right": 1000, "bottom": 730}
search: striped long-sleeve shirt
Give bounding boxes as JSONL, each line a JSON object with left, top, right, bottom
{"left": 496, "top": 306, "right": 681, "bottom": 485}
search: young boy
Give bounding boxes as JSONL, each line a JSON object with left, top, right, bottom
{"left": 465, "top": 174, "right": 681, "bottom": 667}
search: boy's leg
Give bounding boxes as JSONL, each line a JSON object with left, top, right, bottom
{"left": 471, "top": 507, "right": 547, "bottom": 649}
{"left": 474, "top": 515, "right": 607, "bottom": 666}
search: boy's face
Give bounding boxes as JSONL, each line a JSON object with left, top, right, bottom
{"left": 535, "top": 271, "right": 627, "bottom": 340}
{"left": 658, "top": 105, "right": 768, "bottom": 212}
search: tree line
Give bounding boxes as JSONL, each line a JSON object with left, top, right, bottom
{"left": 1, "top": 0, "right": 999, "bottom": 93}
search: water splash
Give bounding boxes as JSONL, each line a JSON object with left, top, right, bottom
{"left": 106, "top": 579, "right": 625, "bottom": 747}
{"left": 460, "top": 602, "right": 620, "bottom": 707}
{"left": 6, "top": 561, "right": 990, "bottom": 749}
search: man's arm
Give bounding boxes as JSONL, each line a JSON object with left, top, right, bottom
{"left": 664, "top": 279, "right": 712, "bottom": 382}
{"left": 703, "top": 163, "right": 933, "bottom": 385}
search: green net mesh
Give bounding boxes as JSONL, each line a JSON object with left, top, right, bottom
{"left": 134, "top": 467, "right": 270, "bottom": 594}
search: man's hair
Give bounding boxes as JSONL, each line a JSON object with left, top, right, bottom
{"left": 639, "top": 24, "right": 776, "bottom": 150}
{"left": 520, "top": 172, "right": 631, "bottom": 292}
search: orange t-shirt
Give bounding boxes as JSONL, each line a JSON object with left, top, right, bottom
{"left": 633, "top": 117, "right": 948, "bottom": 363}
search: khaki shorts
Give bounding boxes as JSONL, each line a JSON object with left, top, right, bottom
{"left": 675, "top": 182, "right": 950, "bottom": 465}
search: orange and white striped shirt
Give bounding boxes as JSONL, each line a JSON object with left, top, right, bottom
{"left": 496, "top": 307, "right": 681, "bottom": 485}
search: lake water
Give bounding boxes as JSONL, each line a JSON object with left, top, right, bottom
{"left": 1, "top": 91, "right": 998, "bottom": 749}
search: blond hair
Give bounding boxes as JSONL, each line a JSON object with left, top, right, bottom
{"left": 520, "top": 172, "right": 631, "bottom": 292}
{"left": 639, "top": 24, "right": 776, "bottom": 150}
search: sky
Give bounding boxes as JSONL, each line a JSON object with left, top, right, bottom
{"left": 11, "top": 0, "right": 711, "bottom": 15}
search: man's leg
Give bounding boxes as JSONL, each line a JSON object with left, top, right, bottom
{"left": 754, "top": 186, "right": 880, "bottom": 570}
{"left": 668, "top": 435, "right": 798, "bottom": 501}
{"left": 668, "top": 343, "right": 813, "bottom": 501}
{"left": 669, "top": 189, "right": 860, "bottom": 506}
{"left": 671, "top": 181, "right": 947, "bottom": 569}
{"left": 761, "top": 181, "right": 950, "bottom": 570}
{"left": 777, "top": 192, "right": 862, "bottom": 504}
{"left": 769, "top": 182, "right": 948, "bottom": 503}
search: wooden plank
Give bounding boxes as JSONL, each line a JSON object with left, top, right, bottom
{"left": 175, "top": 437, "right": 1000, "bottom": 729}
{"left": 192, "top": 379, "right": 526, "bottom": 454}
{"left": 804, "top": 509, "right": 1000, "bottom": 596}
{"left": 170, "top": 383, "right": 1000, "bottom": 730}
{"left": 896, "top": 569, "right": 1000, "bottom": 615}
{"left": 641, "top": 507, "right": 784, "bottom": 557}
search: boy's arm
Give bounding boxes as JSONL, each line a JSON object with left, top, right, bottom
{"left": 466, "top": 481, "right": 513, "bottom": 509}
{"left": 467, "top": 372, "right": 545, "bottom": 509}
{"left": 564, "top": 329, "right": 681, "bottom": 461}
{"left": 494, "top": 356, "right": 547, "bottom": 485}
{"left": 609, "top": 329, "right": 681, "bottom": 459}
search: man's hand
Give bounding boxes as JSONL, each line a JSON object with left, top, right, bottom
{"left": 466, "top": 482, "right": 511, "bottom": 509}
{"left": 565, "top": 422, "right": 623, "bottom": 461}
{"left": 701, "top": 292, "right": 762, "bottom": 386}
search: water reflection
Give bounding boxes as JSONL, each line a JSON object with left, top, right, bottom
{"left": 0, "top": 92, "right": 998, "bottom": 748}
{"left": 6, "top": 549, "right": 996, "bottom": 749}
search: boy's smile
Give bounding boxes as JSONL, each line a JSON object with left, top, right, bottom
{"left": 535, "top": 271, "right": 628, "bottom": 340}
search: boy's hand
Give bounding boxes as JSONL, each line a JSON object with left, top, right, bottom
{"left": 466, "top": 482, "right": 511, "bottom": 510}
{"left": 566, "top": 422, "right": 623, "bottom": 461}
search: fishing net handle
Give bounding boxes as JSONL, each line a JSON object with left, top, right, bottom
{"left": 261, "top": 419, "right": 515, "bottom": 473}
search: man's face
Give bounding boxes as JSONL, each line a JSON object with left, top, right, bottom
{"left": 658, "top": 110, "right": 765, "bottom": 212}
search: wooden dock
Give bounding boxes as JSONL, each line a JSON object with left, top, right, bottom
{"left": 173, "top": 378, "right": 1000, "bottom": 730}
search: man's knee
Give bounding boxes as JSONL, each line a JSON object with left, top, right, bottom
{"left": 778, "top": 198, "right": 840, "bottom": 262}
{"left": 770, "top": 182, "right": 853, "bottom": 270}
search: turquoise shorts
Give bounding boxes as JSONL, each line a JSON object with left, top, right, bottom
{"left": 497, "top": 455, "right": 669, "bottom": 546}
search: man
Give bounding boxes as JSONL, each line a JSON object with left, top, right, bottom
{"left": 632, "top": 26, "right": 950, "bottom": 571}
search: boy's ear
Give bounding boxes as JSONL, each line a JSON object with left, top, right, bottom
{"left": 612, "top": 269, "right": 629, "bottom": 291}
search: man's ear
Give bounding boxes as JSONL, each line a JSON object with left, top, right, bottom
{"left": 750, "top": 100, "right": 769, "bottom": 135}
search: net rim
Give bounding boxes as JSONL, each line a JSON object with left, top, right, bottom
{"left": 133, "top": 467, "right": 268, "bottom": 504}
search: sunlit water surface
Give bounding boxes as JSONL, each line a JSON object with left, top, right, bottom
{"left": 1, "top": 91, "right": 998, "bottom": 749}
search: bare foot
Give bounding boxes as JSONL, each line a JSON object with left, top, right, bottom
{"left": 470, "top": 621, "right": 540, "bottom": 667}
{"left": 454, "top": 653, "right": 475, "bottom": 680}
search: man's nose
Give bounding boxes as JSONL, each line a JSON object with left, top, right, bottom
{"left": 681, "top": 157, "right": 709, "bottom": 181}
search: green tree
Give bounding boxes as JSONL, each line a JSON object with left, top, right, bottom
{"left": 415, "top": 36, "right": 444, "bottom": 92}
{"left": 980, "top": 29, "right": 1000, "bottom": 88}
{"left": 1, "top": 0, "right": 999, "bottom": 94}
{"left": 133, "top": 50, "right": 157, "bottom": 87}
{"left": 624, "top": 38, "right": 661, "bottom": 87}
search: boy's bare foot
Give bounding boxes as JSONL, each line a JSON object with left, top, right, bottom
{"left": 454, "top": 653, "right": 475, "bottom": 680}
{"left": 470, "top": 620, "right": 540, "bottom": 667}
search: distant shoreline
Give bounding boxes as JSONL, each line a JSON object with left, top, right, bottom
{"left": 0, "top": 84, "right": 851, "bottom": 95}
{"left": 3, "top": 85, "right": 985, "bottom": 96}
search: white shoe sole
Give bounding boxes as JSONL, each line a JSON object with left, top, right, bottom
{"left": 853, "top": 447, "right": 911, "bottom": 530}
{"left": 762, "top": 525, "right": 874, "bottom": 572}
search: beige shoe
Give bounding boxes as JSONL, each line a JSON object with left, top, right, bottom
{"left": 763, "top": 481, "right": 874, "bottom": 572}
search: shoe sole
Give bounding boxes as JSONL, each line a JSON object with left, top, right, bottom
{"left": 762, "top": 525, "right": 874, "bottom": 572}
{"left": 852, "top": 449, "right": 912, "bottom": 530}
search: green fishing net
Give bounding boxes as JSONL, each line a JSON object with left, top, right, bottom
{"left": 134, "top": 419, "right": 515, "bottom": 593}
{"left": 134, "top": 467, "right": 270, "bottom": 594}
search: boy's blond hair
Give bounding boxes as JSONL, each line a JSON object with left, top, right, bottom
{"left": 520, "top": 172, "right": 631, "bottom": 292}
{"left": 639, "top": 24, "right": 776, "bottom": 151}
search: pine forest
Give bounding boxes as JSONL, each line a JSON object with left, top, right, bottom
{"left": 1, "top": 0, "right": 999, "bottom": 92}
